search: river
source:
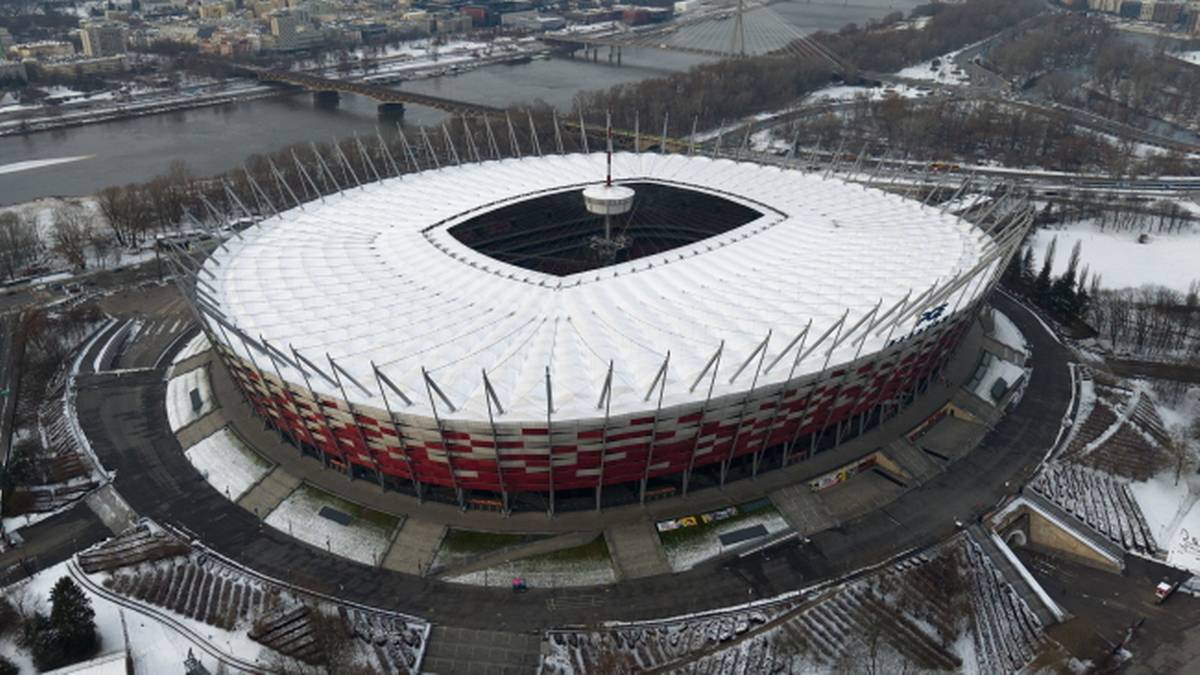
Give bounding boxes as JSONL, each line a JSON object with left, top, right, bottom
{"left": 0, "top": 0, "right": 922, "bottom": 205}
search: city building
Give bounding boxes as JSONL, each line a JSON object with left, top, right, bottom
{"left": 197, "top": 1, "right": 233, "bottom": 19}
{"left": 0, "top": 59, "right": 27, "bottom": 84}
{"left": 268, "top": 9, "right": 325, "bottom": 50}
{"left": 435, "top": 13, "right": 473, "bottom": 34}
{"left": 190, "top": 153, "right": 1007, "bottom": 515}
{"left": 35, "top": 55, "right": 127, "bottom": 76}
{"left": 0, "top": 27, "right": 14, "bottom": 55}
{"left": 9, "top": 40, "right": 76, "bottom": 60}
{"left": 80, "top": 21, "right": 129, "bottom": 58}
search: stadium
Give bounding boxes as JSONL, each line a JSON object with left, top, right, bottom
{"left": 187, "top": 150, "right": 1020, "bottom": 515}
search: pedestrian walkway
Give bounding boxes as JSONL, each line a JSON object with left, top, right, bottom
{"left": 422, "top": 626, "right": 541, "bottom": 675}
{"left": 236, "top": 467, "right": 302, "bottom": 521}
{"left": 951, "top": 389, "right": 1003, "bottom": 427}
{"left": 606, "top": 520, "right": 671, "bottom": 580}
{"left": 820, "top": 471, "right": 907, "bottom": 524}
{"left": 175, "top": 407, "right": 227, "bottom": 448}
{"left": 384, "top": 519, "right": 447, "bottom": 576}
{"left": 981, "top": 335, "right": 1028, "bottom": 366}
{"left": 84, "top": 484, "right": 137, "bottom": 533}
{"left": 884, "top": 439, "right": 944, "bottom": 485}
{"left": 919, "top": 413, "right": 991, "bottom": 462}
{"left": 770, "top": 484, "right": 836, "bottom": 535}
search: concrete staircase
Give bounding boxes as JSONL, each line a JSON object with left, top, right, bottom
{"left": 884, "top": 439, "right": 944, "bottom": 485}
{"left": 606, "top": 520, "right": 671, "bottom": 579}
{"left": 968, "top": 524, "right": 1062, "bottom": 627}
{"left": 770, "top": 484, "right": 837, "bottom": 535}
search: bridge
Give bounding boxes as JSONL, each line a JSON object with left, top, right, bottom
{"left": 542, "top": 0, "right": 848, "bottom": 72}
{"left": 250, "top": 68, "right": 504, "bottom": 116}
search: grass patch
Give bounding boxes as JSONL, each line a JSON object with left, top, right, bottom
{"left": 658, "top": 499, "right": 779, "bottom": 550}
{"left": 522, "top": 535, "right": 610, "bottom": 565}
{"left": 440, "top": 529, "right": 551, "bottom": 555}
{"left": 296, "top": 484, "right": 401, "bottom": 532}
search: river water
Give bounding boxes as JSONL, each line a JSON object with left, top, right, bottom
{"left": 0, "top": 0, "right": 920, "bottom": 204}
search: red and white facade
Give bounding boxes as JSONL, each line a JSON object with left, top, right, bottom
{"left": 191, "top": 153, "right": 1022, "bottom": 513}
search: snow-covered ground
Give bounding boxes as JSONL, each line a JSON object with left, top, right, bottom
{"left": 1170, "top": 51, "right": 1200, "bottom": 66}
{"left": 184, "top": 428, "right": 272, "bottom": 502}
{"left": 1029, "top": 218, "right": 1200, "bottom": 292}
{"left": 990, "top": 309, "right": 1029, "bottom": 355}
{"left": 2, "top": 560, "right": 272, "bottom": 674}
{"left": 165, "top": 366, "right": 215, "bottom": 432}
{"left": 1131, "top": 473, "right": 1200, "bottom": 574}
{"left": 895, "top": 49, "right": 970, "bottom": 85}
{"left": 802, "top": 82, "right": 933, "bottom": 104}
{"left": 263, "top": 485, "right": 398, "bottom": 567}
{"left": 661, "top": 509, "right": 790, "bottom": 572}
{"left": 971, "top": 355, "right": 1026, "bottom": 403}
{"left": 171, "top": 332, "right": 210, "bottom": 368}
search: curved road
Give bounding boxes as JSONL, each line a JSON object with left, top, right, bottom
{"left": 73, "top": 292, "right": 1072, "bottom": 631}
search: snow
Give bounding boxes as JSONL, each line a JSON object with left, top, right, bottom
{"left": 971, "top": 355, "right": 1025, "bottom": 402}
{"left": 990, "top": 309, "right": 1029, "bottom": 356}
{"left": 205, "top": 153, "right": 993, "bottom": 423}
{"left": 184, "top": 428, "right": 272, "bottom": 502}
{"left": 1170, "top": 51, "right": 1200, "bottom": 66}
{"left": 1029, "top": 219, "right": 1200, "bottom": 293}
{"left": 1130, "top": 473, "right": 1192, "bottom": 546}
{"left": 1165, "top": 501, "right": 1200, "bottom": 575}
{"left": 171, "top": 332, "right": 210, "bottom": 367}
{"left": 3, "top": 560, "right": 272, "bottom": 675}
{"left": 802, "top": 82, "right": 933, "bottom": 104}
{"left": 896, "top": 49, "right": 970, "bottom": 85}
{"left": 263, "top": 485, "right": 398, "bottom": 567}
{"left": 0, "top": 156, "right": 94, "bottom": 176}
{"left": 662, "top": 510, "right": 790, "bottom": 572}
{"left": 164, "top": 365, "right": 214, "bottom": 432}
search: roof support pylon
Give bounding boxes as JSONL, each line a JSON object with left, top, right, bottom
{"left": 683, "top": 341, "right": 722, "bottom": 496}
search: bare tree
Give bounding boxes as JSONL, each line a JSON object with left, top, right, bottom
{"left": 51, "top": 205, "right": 93, "bottom": 270}
{"left": 0, "top": 212, "right": 42, "bottom": 280}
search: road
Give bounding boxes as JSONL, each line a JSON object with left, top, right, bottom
{"left": 71, "top": 290, "right": 1074, "bottom": 631}
{"left": 1018, "top": 548, "right": 1200, "bottom": 672}
{"left": 0, "top": 504, "right": 110, "bottom": 587}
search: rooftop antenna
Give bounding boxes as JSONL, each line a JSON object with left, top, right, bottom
{"left": 582, "top": 110, "right": 634, "bottom": 263}
{"left": 605, "top": 109, "right": 613, "bottom": 187}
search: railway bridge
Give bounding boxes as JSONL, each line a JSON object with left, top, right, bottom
{"left": 251, "top": 68, "right": 504, "bottom": 116}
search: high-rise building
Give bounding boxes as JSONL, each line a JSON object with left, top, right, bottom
{"left": 81, "top": 21, "right": 128, "bottom": 58}
{"left": 269, "top": 9, "right": 324, "bottom": 50}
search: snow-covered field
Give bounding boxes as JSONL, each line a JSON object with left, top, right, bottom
{"left": 802, "top": 82, "right": 932, "bottom": 104}
{"left": 1029, "top": 219, "right": 1200, "bottom": 292}
{"left": 971, "top": 355, "right": 1025, "bottom": 403}
{"left": 896, "top": 51, "right": 970, "bottom": 85}
{"left": 3, "top": 560, "right": 271, "bottom": 674}
{"left": 1131, "top": 473, "right": 1200, "bottom": 574}
{"left": 990, "top": 309, "right": 1029, "bottom": 355}
{"left": 661, "top": 509, "right": 790, "bottom": 572}
{"left": 171, "top": 332, "right": 210, "bottom": 368}
{"left": 184, "top": 428, "right": 272, "bottom": 502}
{"left": 165, "top": 366, "right": 215, "bottom": 432}
{"left": 263, "top": 485, "right": 398, "bottom": 567}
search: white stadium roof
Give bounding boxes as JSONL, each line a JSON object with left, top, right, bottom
{"left": 203, "top": 153, "right": 995, "bottom": 423}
